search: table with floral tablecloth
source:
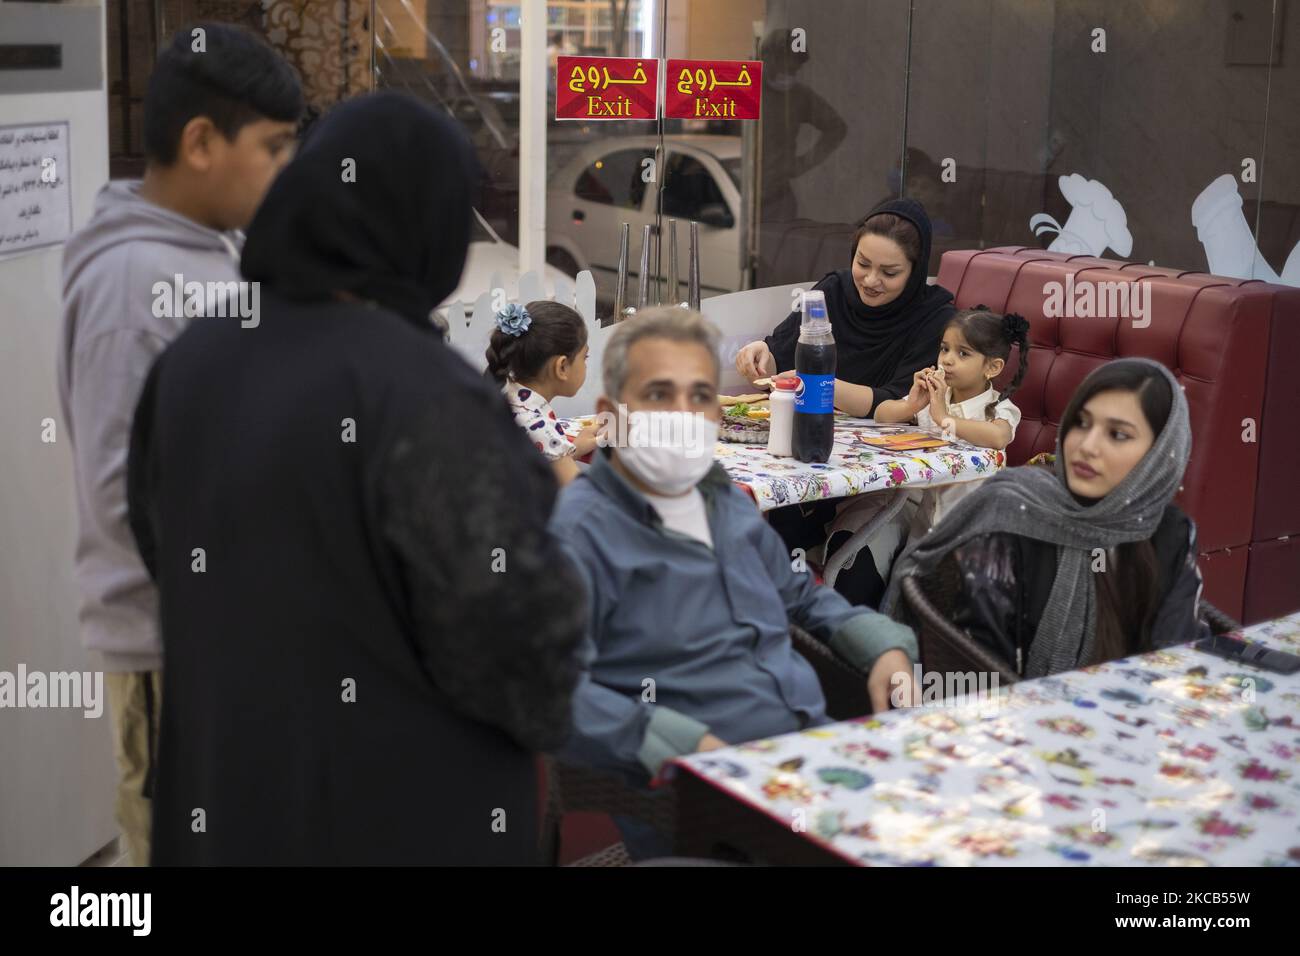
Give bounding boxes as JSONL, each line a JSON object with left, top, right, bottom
{"left": 668, "top": 613, "right": 1300, "bottom": 866}
{"left": 564, "top": 415, "right": 1005, "bottom": 512}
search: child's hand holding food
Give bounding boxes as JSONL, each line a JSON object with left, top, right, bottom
{"left": 571, "top": 422, "right": 601, "bottom": 457}
{"left": 926, "top": 369, "right": 950, "bottom": 423}
{"left": 907, "top": 368, "right": 933, "bottom": 413}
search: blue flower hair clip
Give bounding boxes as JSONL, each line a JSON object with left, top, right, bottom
{"left": 495, "top": 302, "right": 532, "bottom": 337}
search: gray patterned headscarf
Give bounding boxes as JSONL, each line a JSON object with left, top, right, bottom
{"left": 882, "top": 358, "right": 1191, "bottom": 676}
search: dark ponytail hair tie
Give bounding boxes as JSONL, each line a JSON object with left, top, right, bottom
{"left": 1003, "top": 312, "right": 1030, "bottom": 341}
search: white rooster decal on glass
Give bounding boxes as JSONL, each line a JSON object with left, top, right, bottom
{"left": 1030, "top": 174, "right": 1134, "bottom": 258}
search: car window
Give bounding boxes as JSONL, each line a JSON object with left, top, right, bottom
{"left": 662, "top": 153, "right": 729, "bottom": 222}
{"left": 574, "top": 148, "right": 654, "bottom": 209}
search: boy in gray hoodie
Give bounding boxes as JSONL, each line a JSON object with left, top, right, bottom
{"left": 57, "top": 23, "right": 302, "bottom": 865}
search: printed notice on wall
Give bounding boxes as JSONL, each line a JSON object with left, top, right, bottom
{"left": 0, "top": 122, "right": 72, "bottom": 258}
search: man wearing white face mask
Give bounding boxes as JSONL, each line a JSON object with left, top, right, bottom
{"left": 549, "top": 309, "right": 918, "bottom": 860}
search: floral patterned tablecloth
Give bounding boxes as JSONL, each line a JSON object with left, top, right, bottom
{"left": 669, "top": 614, "right": 1300, "bottom": 866}
{"left": 564, "top": 415, "right": 1005, "bottom": 512}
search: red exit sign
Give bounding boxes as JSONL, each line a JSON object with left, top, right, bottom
{"left": 664, "top": 59, "right": 762, "bottom": 120}
{"left": 555, "top": 56, "right": 658, "bottom": 121}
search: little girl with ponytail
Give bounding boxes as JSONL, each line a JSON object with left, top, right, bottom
{"left": 486, "top": 300, "right": 596, "bottom": 485}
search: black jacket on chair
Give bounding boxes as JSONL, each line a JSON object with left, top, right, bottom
{"left": 946, "top": 504, "right": 1210, "bottom": 672}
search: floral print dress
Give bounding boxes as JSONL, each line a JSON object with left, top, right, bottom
{"left": 503, "top": 378, "right": 575, "bottom": 461}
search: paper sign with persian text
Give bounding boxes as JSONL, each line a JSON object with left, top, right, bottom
{"left": 664, "top": 59, "right": 762, "bottom": 120}
{"left": 0, "top": 122, "right": 72, "bottom": 258}
{"left": 555, "top": 56, "right": 658, "bottom": 121}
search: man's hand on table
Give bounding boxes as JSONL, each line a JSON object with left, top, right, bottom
{"left": 696, "top": 733, "right": 729, "bottom": 752}
{"left": 868, "top": 649, "right": 917, "bottom": 712}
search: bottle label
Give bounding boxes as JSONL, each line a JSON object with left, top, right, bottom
{"left": 794, "top": 374, "right": 835, "bottom": 414}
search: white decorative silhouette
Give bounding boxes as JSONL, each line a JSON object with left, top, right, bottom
{"left": 1030, "top": 174, "right": 1133, "bottom": 257}
{"left": 1192, "top": 174, "right": 1300, "bottom": 286}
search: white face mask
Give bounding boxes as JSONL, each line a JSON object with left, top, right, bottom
{"left": 616, "top": 410, "right": 718, "bottom": 496}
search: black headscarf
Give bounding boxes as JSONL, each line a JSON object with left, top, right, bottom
{"left": 241, "top": 91, "right": 480, "bottom": 327}
{"left": 765, "top": 197, "right": 956, "bottom": 414}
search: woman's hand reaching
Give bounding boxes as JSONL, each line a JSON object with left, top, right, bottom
{"left": 735, "top": 340, "right": 774, "bottom": 382}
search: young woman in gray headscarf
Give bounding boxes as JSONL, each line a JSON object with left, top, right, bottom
{"left": 883, "top": 358, "right": 1209, "bottom": 677}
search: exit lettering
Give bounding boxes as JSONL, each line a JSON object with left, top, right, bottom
{"left": 586, "top": 95, "right": 632, "bottom": 117}
{"left": 694, "top": 98, "right": 738, "bottom": 118}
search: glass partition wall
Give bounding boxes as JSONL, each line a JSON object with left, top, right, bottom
{"left": 370, "top": 0, "right": 1297, "bottom": 320}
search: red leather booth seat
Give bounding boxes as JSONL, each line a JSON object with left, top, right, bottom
{"left": 937, "top": 247, "right": 1300, "bottom": 624}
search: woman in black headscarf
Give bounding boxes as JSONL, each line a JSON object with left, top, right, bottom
{"left": 735, "top": 197, "right": 955, "bottom": 418}
{"left": 127, "top": 92, "right": 584, "bottom": 864}
{"left": 736, "top": 199, "right": 956, "bottom": 605}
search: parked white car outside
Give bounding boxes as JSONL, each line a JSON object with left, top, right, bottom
{"left": 545, "top": 135, "right": 743, "bottom": 303}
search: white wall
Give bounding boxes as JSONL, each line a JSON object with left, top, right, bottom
{"left": 0, "top": 6, "right": 118, "bottom": 865}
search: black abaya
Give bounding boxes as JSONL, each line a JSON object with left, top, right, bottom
{"left": 128, "top": 93, "right": 584, "bottom": 864}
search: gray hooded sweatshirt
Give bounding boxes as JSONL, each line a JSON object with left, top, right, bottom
{"left": 58, "top": 180, "right": 243, "bottom": 671}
